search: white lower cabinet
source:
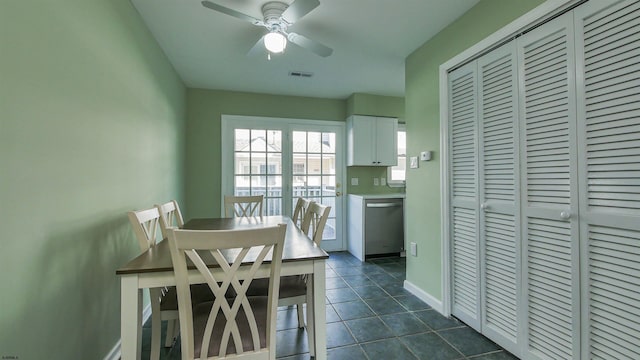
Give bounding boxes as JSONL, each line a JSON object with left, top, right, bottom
{"left": 447, "top": 1, "right": 640, "bottom": 359}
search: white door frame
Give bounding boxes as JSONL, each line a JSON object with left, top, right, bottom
{"left": 438, "top": 0, "right": 577, "bottom": 317}
{"left": 221, "top": 114, "right": 347, "bottom": 251}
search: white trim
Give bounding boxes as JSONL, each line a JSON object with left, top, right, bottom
{"left": 404, "top": 280, "right": 444, "bottom": 314}
{"left": 104, "top": 304, "right": 152, "bottom": 360}
{"left": 438, "top": 0, "right": 578, "bottom": 322}
{"left": 387, "top": 123, "right": 406, "bottom": 188}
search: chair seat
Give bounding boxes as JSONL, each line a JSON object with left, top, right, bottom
{"left": 247, "top": 275, "right": 306, "bottom": 298}
{"left": 193, "top": 296, "right": 269, "bottom": 358}
{"left": 159, "top": 284, "right": 217, "bottom": 312}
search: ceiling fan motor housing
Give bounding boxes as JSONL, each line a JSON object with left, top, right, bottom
{"left": 262, "top": 1, "right": 289, "bottom": 31}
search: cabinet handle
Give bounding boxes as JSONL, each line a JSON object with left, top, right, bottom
{"left": 560, "top": 211, "right": 571, "bottom": 220}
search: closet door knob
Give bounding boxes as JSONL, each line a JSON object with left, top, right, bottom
{"left": 480, "top": 203, "right": 489, "bottom": 211}
{"left": 560, "top": 211, "right": 571, "bottom": 220}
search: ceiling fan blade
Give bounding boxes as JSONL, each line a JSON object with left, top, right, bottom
{"left": 247, "top": 36, "right": 266, "bottom": 57}
{"left": 201, "top": 1, "right": 264, "bottom": 26}
{"left": 281, "top": 0, "right": 320, "bottom": 24}
{"left": 288, "top": 32, "right": 333, "bottom": 57}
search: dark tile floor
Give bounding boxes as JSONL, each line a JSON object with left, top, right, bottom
{"left": 141, "top": 251, "right": 516, "bottom": 360}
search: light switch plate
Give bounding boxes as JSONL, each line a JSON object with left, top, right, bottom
{"left": 380, "top": 177, "right": 386, "bottom": 186}
{"left": 373, "top": 178, "right": 380, "bottom": 186}
{"left": 351, "top": 177, "right": 359, "bottom": 186}
{"left": 410, "top": 156, "right": 419, "bottom": 169}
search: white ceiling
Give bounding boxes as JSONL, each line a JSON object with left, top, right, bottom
{"left": 131, "top": 0, "right": 479, "bottom": 99}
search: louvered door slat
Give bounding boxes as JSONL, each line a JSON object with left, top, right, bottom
{"left": 478, "top": 41, "right": 521, "bottom": 354}
{"left": 518, "top": 12, "right": 580, "bottom": 360}
{"left": 449, "top": 61, "right": 481, "bottom": 330}
{"left": 575, "top": 1, "right": 640, "bottom": 359}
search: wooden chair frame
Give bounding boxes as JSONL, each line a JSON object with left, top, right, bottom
{"left": 127, "top": 208, "right": 179, "bottom": 360}
{"left": 168, "top": 225, "right": 286, "bottom": 359}
{"left": 301, "top": 203, "right": 331, "bottom": 246}
{"left": 224, "top": 195, "right": 264, "bottom": 218}
{"left": 157, "top": 200, "right": 184, "bottom": 238}
{"left": 292, "top": 197, "right": 314, "bottom": 230}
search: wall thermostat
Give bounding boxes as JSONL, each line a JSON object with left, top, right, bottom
{"left": 420, "top": 151, "right": 432, "bottom": 161}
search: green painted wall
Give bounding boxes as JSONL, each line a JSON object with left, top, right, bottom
{"left": 404, "top": 0, "right": 543, "bottom": 300}
{"left": 346, "top": 93, "right": 405, "bottom": 195}
{"left": 0, "top": 0, "right": 186, "bottom": 359}
{"left": 347, "top": 93, "right": 405, "bottom": 120}
{"left": 185, "top": 89, "right": 346, "bottom": 219}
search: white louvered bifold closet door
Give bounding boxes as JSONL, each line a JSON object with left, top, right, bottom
{"left": 574, "top": 1, "right": 640, "bottom": 359}
{"left": 517, "top": 12, "right": 581, "bottom": 360}
{"left": 448, "top": 61, "right": 481, "bottom": 330}
{"left": 477, "top": 41, "right": 522, "bottom": 356}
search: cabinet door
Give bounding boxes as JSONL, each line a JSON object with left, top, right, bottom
{"left": 574, "top": 1, "right": 640, "bottom": 358}
{"left": 374, "top": 117, "right": 398, "bottom": 166}
{"left": 448, "top": 61, "right": 481, "bottom": 330}
{"left": 477, "top": 41, "right": 521, "bottom": 356}
{"left": 517, "top": 12, "right": 581, "bottom": 360}
{"left": 348, "top": 115, "right": 375, "bottom": 165}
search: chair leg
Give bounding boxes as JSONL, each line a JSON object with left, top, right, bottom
{"left": 164, "top": 319, "right": 176, "bottom": 347}
{"left": 150, "top": 300, "right": 162, "bottom": 360}
{"left": 296, "top": 303, "right": 305, "bottom": 329}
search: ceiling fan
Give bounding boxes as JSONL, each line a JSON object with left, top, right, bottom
{"left": 201, "top": 0, "right": 333, "bottom": 58}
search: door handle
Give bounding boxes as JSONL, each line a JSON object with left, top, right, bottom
{"left": 366, "top": 203, "right": 402, "bottom": 208}
{"left": 336, "top": 192, "right": 342, "bottom": 197}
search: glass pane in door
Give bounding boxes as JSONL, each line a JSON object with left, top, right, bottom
{"left": 233, "top": 129, "right": 282, "bottom": 215}
{"left": 292, "top": 131, "right": 337, "bottom": 242}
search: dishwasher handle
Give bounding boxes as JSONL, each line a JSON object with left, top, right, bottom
{"left": 366, "top": 202, "right": 403, "bottom": 208}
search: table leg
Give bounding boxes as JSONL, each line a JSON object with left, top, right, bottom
{"left": 121, "top": 275, "right": 142, "bottom": 360}
{"left": 306, "top": 274, "right": 315, "bottom": 357}
{"left": 312, "top": 259, "right": 327, "bottom": 360}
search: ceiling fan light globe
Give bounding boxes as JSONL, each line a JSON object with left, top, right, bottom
{"left": 264, "top": 32, "right": 287, "bottom": 53}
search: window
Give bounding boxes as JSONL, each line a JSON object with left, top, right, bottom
{"left": 388, "top": 124, "right": 406, "bottom": 187}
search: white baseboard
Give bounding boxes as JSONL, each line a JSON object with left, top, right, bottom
{"left": 403, "top": 280, "right": 445, "bottom": 315}
{"left": 104, "top": 303, "right": 152, "bottom": 360}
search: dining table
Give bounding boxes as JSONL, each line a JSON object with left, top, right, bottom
{"left": 116, "top": 215, "right": 329, "bottom": 360}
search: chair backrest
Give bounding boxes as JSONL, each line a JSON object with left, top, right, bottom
{"left": 291, "top": 197, "right": 314, "bottom": 229}
{"left": 167, "top": 225, "right": 286, "bottom": 359}
{"left": 127, "top": 207, "right": 161, "bottom": 252}
{"left": 156, "top": 200, "right": 184, "bottom": 239}
{"left": 224, "top": 195, "right": 264, "bottom": 218}
{"left": 301, "top": 203, "right": 331, "bottom": 246}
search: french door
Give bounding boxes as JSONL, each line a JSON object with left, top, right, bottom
{"left": 222, "top": 115, "right": 345, "bottom": 251}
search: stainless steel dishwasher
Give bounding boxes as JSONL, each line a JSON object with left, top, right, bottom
{"left": 364, "top": 198, "right": 404, "bottom": 256}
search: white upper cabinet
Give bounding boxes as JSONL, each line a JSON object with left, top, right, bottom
{"left": 347, "top": 115, "right": 398, "bottom": 166}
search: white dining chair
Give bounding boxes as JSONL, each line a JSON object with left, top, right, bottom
{"left": 224, "top": 195, "right": 264, "bottom": 217}
{"left": 155, "top": 200, "right": 220, "bottom": 347}
{"left": 127, "top": 207, "right": 179, "bottom": 360}
{"left": 292, "top": 197, "right": 314, "bottom": 229}
{"left": 167, "top": 224, "right": 286, "bottom": 359}
{"left": 301, "top": 203, "right": 331, "bottom": 246}
{"left": 156, "top": 200, "right": 184, "bottom": 235}
{"left": 248, "top": 202, "right": 331, "bottom": 330}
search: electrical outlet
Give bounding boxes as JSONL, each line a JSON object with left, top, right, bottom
{"left": 380, "top": 177, "right": 386, "bottom": 186}
{"left": 410, "top": 242, "right": 417, "bottom": 257}
{"left": 373, "top": 178, "right": 379, "bottom": 186}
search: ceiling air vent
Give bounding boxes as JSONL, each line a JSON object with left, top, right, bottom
{"left": 289, "top": 71, "right": 313, "bottom": 78}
